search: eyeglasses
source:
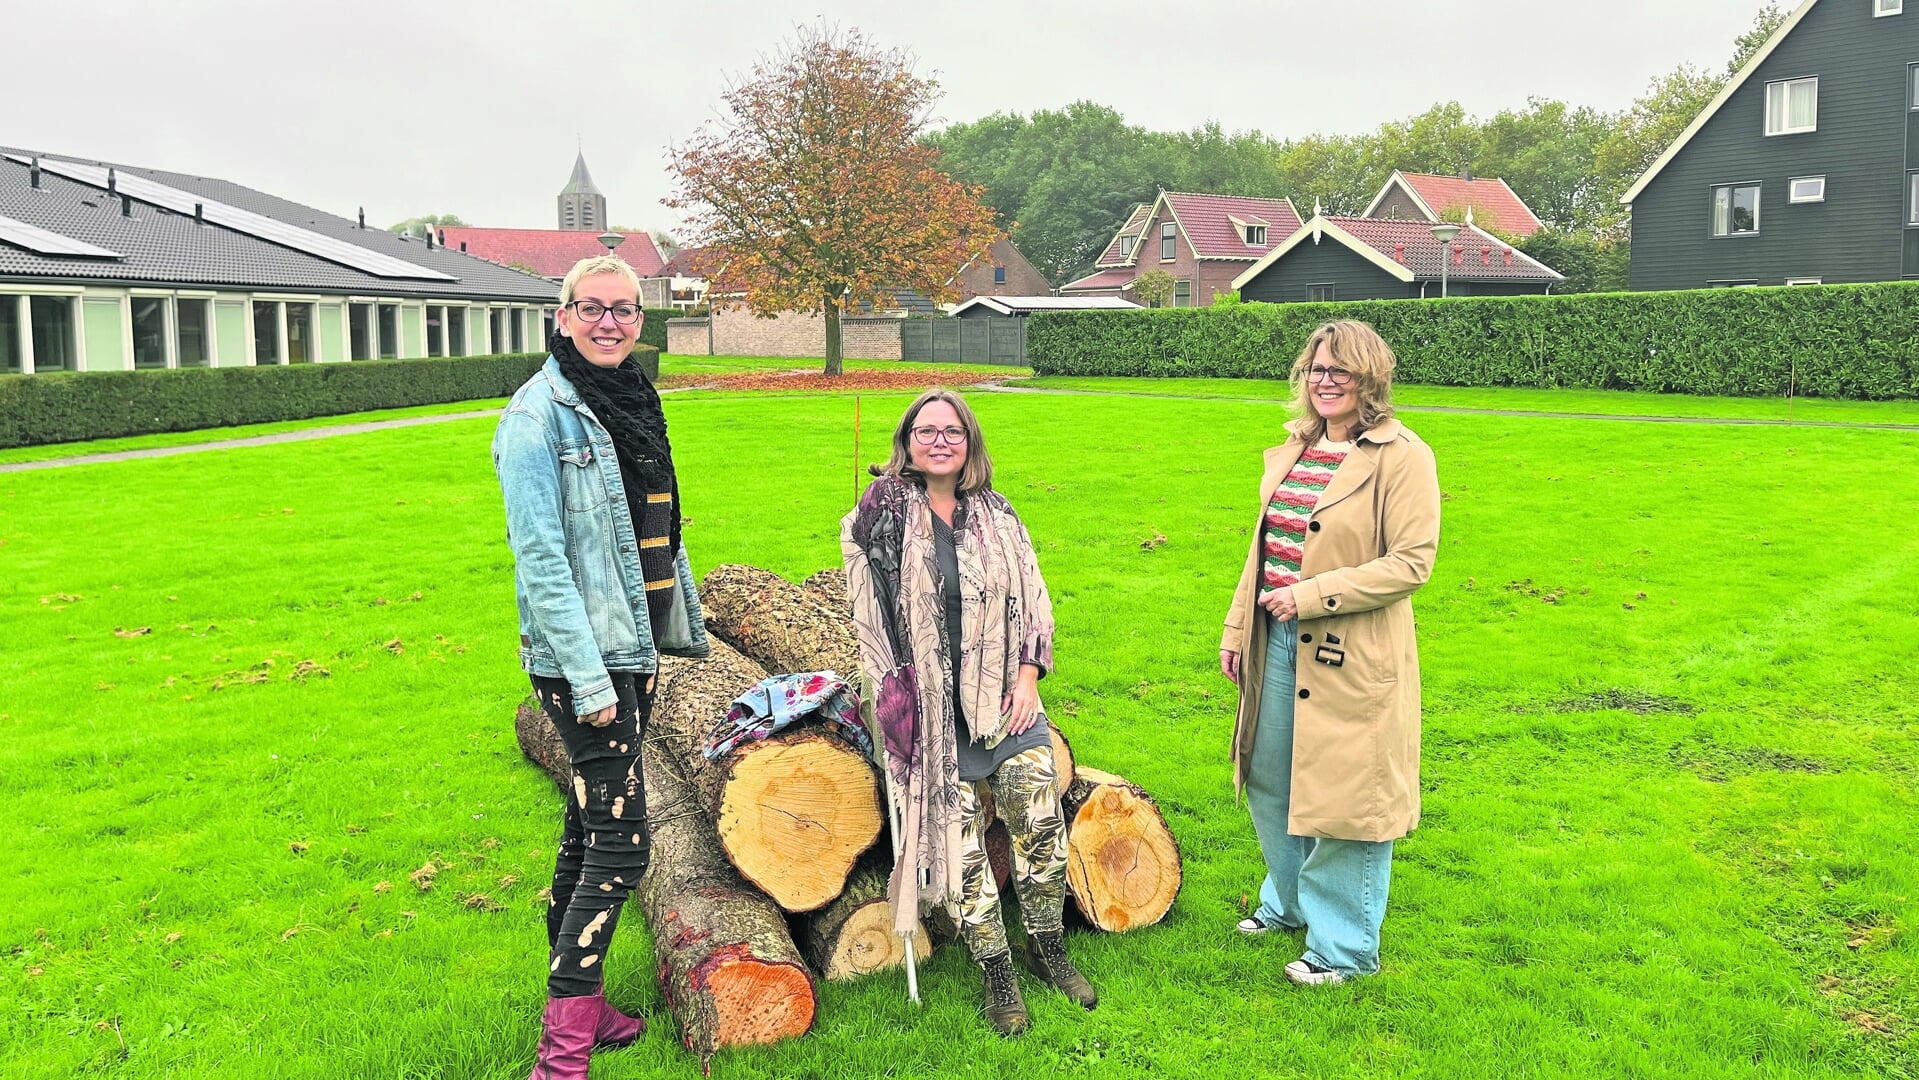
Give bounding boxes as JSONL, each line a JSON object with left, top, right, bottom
{"left": 566, "top": 300, "right": 642, "bottom": 325}
{"left": 1307, "top": 365, "right": 1354, "bottom": 386}
{"left": 911, "top": 425, "right": 968, "bottom": 446}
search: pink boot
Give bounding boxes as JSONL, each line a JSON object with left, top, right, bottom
{"left": 527, "top": 994, "right": 598, "bottom": 1080}
{"left": 591, "top": 988, "right": 645, "bottom": 1047}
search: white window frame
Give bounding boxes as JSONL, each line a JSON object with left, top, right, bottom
{"left": 1160, "top": 222, "right": 1176, "bottom": 261}
{"left": 1909, "top": 172, "right": 1919, "bottom": 225}
{"left": 1118, "top": 235, "right": 1134, "bottom": 258}
{"left": 1245, "top": 225, "right": 1267, "bottom": 246}
{"left": 1785, "top": 277, "right": 1823, "bottom": 286}
{"left": 1308, "top": 283, "right": 1336, "bottom": 303}
{"left": 1764, "top": 77, "right": 1819, "bottom": 136}
{"left": 1788, "top": 175, "right": 1827, "bottom": 203}
{"left": 1910, "top": 63, "right": 1919, "bottom": 109}
{"left": 1876, "top": 0, "right": 1902, "bottom": 16}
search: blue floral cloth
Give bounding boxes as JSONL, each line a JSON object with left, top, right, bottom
{"left": 703, "top": 671, "right": 873, "bottom": 760}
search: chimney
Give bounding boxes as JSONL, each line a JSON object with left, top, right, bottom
{"left": 460, "top": 241, "right": 468, "bottom": 252}
{"left": 121, "top": 194, "right": 132, "bottom": 218}
{"left": 106, "top": 167, "right": 117, "bottom": 195}
{"left": 29, "top": 156, "right": 40, "bottom": 188}
{"left": 1481, "top": 246, "right": 1492, "bottom": 265}
{"left": 1504, "top": 248, "right": 1514, "bottom": 267}
{"left": 194, "top": 202, "right": 204, "bottom": 224}
{"left": 1393, "top": 243, "right": 1406, "bottom": 264}
{"left": 1453, "top": 244, "right": 1464, "bottom": 266}
{"left": 426, "top": 230, "right": 434, "bottom": 250}
{"left": 1461, "top": 167, "right": 1474, "bottom": 182}
{"left": 357, "top": 206, "right": 366, "bottom": 229}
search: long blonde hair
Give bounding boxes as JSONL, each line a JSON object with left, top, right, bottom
{"left": 870, "top": 388, "right": 995, "bottom": 494}
{"left": 1289, "top": 319, "right": 1397, "bottom": 444}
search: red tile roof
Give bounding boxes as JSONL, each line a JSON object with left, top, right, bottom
{"left": 1163, "top": 192, "right": 1302, "bottom": 259}
{"left": 1395, "top": 174, "right": 1544, "bottom": 238}
{"left": 1095, "top": 204, "right": 1155, "bottom": 267}
{"left": 434, "top": 226, "right": 665, "bottom": 278}
{"left": 1059, "top": 267, "right": 1139, "bottom": 293}
{"left": 1324, "top": 217, "right": 1560, "bottom": 280}
{"left": 658, "top": 246, "right": 714, "bottom": 278}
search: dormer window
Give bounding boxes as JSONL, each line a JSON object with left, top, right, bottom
{"left": 1245, "top": 225, "right": 1267, "bottom": 246}
{"left": 1119, "top": 235, "right": 1135, "bottom": 258}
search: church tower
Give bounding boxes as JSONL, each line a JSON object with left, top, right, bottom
{"left": 557, "top": 151, "right": 606, "bottom": 232}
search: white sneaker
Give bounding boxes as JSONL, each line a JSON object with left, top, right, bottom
{"left": 1236, "top": 917, "right": 1271, "bottom": 935}
{"left": 1284, "top": 959, "right": 1346, "bottom": 986}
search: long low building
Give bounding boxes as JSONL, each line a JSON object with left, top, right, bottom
{"left": 0, "top": 147, "right": 561, "bottom": 374}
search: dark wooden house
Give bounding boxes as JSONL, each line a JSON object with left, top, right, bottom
{"left": 1232, "top": 215, "right": 1561, "bottom": 303}
{"left": 1623, "top": 0, "right": 1919, "bottom": 288}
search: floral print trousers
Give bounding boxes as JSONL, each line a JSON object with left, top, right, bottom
{"left": 953, "top": 745, "right": 1070, "bottom": 960}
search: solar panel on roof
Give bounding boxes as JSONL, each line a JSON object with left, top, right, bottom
{"left": 7, "top": 155, "right": 456, "bottom": 282}
{"left": 0, "top": 213, "right": 122, "bottom": 259}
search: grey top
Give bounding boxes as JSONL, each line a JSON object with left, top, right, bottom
{"left": 933, "top": 512, "right": 1051, "bottom": 782}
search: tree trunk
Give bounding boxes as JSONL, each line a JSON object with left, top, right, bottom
{"left": 511, "top": 701, "right": 816, "bottom": 1063}
{"left": 698, "top": 564, "right": 859, "bottom": 679}
{"left": 793, "top": 851, "right": 931, "bottom": 981}
{"left": 823, "top": 290, "right": 843, "bottom": 377}
{"left": 651, "top": 637, "right": 883, "bottom": 913}
{"left": 1047, "top": 725, "right": 1076, "bottom": 799}
{"left": 636, "top": 740, "right": 817, "bottom": 1063}
{"left": 1059, "top": 767, "right": 1183, "bottom": 932}
{"left": 800, "top": 567, "right": 849, "bottom": 616}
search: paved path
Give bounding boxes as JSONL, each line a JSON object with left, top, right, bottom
{"left": 7, "top": 384, "right": 1914, "bottom": 473}
{"left": 976, "top": 383, "right": 1919, "bottom": 432}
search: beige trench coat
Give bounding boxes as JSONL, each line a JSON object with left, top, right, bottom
{"left": 1221, "top": 416, "right": 1440, "bottom": 842}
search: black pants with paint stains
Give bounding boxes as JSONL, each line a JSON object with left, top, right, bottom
{"left": 530, "top": 672, "right": 654, "bottom": 998}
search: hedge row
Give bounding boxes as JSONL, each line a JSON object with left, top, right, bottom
{"left": 0, "top": 346, "right": 660, "bottom": 449}
{"left": 1025, "top": 282, "right": 1919, "bottom": 400}
{"left": 638, "top": 308, "right": 681, "bottom": 352}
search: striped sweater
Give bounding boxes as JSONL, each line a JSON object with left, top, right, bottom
{"left": 1259, "top": 439, "right": 1352, "bottom": 601}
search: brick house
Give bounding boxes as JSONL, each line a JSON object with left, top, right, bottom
{"left": 1060, "top": 191, "right": 1303, "bottom": 305}
{"left": 1361, "top": 170, "right": 1546, "bottom": 238}
{"left": 954, "top": 236, "right": 1052, "bottom": 299}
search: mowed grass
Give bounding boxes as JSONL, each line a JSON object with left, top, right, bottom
{"left": 1, "top": 387, "right": 1915, "bottom": 1079}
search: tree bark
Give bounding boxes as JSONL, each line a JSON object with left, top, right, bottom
{"left": 1059, "top": 766, "right": 1183, "bottom": 932}
{"left": 793, "top": 851, "right": 931, "bottom": 981}
{"left": 1047, "top": 725, "right": 1076, "bottom": 799}
{"left": 799, "top": 567, "right": 849, "bottom": 615}
{"left": 823, "top": 289, "right": 843, "bottom": 377}
{"left": 699, "top": 563, "right": 859, "bottom": 679}
{"left": 636, "top": 740, "right": 817, "bottom": 1063}
{"left": 651, "top": 637, "right": 883, "bottom": 913}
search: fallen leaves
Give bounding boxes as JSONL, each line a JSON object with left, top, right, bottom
{"left": 289, "top": 660, "right": 331, "bottom": 681}
{"left": 384, "top": 639, "right": 405, "bottom": 656}
{"left": 373, "top": 881, "right": 392, "bottom": 894}
{"left": 459, "top": 893, "right": 505, "bottom": 913}
{"left": 288, "top": 841, "right": 310, "bottom": 855}
{"left": 113, "top": 626, "right": 152, "bottom": 638}
{"left": 409, "top": 862, "right": 439, "bottom": 891}
{"left": 40, "top": 592, "right": 83, "bottom": 605}
{"left": 1139, "top": 531, "right": 1167, "bottom": 552}
{"left": 661, "top": 369, "right": 1015, "bottom": 394}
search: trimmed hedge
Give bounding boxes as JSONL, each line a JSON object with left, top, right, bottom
{"left": 0, "top": 346, "right": 660, "bottom": 449}
{"left": 1026, "top": 283, "right": 1919, "bottom": 400}
{"left": 639, "top": 308, "right": 684, "bottom": 352}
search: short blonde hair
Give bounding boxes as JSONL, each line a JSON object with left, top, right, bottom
{"left": 558, "top": 256, "right": 642, "bottom": 307}
{"left": 1289, "top": 319, "right": 1397, "bottom": 444}
{"left": 871, "top": 388, "right": 995, "bottom": 494}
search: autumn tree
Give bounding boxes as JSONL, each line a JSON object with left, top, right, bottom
{"left": 667, "top": 26, "right": 1002, "bottom": 375}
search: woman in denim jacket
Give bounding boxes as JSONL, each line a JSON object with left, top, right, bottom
{"left": 492, "top": 255, "right": 708, "bottom": 1080}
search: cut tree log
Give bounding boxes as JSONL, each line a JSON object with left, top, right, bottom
{"left": 1060, "top": 767, "right": 1183, "bottom": 932}
{"left": 1046, "top": 725, "right": 1076, "bottom": 798}
{"left": 700, "top": 564, "right": 859, "bottom": 678}
{"left": 510, "top": 704, "right": 815, "bottom": 1062}
{"left": 651, "top": 637, "right": 883, "bottom": 913}
{"left": 800, "top": 567, "right": 849, "bottom": 615}
{"left": 636, "top": 741, "right": 817, "bottom": 1062}
{"left": 793, "top": 852, "right": 931, "bottom": 981}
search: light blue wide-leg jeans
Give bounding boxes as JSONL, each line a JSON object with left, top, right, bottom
{"left": 1246, "top": 614, "right": 1395, "bottom": 976}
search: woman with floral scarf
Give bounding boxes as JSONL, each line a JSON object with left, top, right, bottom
{"left": 841, "top": 389, "right": 1095, "bottom": 1037}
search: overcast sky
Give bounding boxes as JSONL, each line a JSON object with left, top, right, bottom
{"left": 2, "top": 0, "right": 1772, "bottom": 234}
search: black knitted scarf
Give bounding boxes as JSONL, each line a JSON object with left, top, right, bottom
{"left": 551, "top": 331, "right": 681, "bottom": 624}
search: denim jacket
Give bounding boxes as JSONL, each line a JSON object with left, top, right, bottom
{"left": 492, "top": 356, "right": 710, "bottom": 714}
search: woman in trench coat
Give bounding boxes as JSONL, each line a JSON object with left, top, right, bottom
{"left": 1219, "top": 319, "right": 1440, "bottom": 985}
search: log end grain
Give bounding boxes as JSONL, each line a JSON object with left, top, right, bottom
{"left": 1063, "top": 768, "right": 1182, "bottom": 932}
{"left": 717, "top": 730, "right": 884, "bottom": 912}
{"left": 815, "top": 902, "right": 932, "bottom": 981}
{"left": 694, "top": 946, "right": 817, "bottom": 1047}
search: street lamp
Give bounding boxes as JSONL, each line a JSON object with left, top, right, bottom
{"left": 1429, "top": 223, "right": 1462, "bottom": 298}
{"left": 597, "top": 231, "right": 624, "bottom": 252}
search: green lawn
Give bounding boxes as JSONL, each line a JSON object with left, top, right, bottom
{"left": 2, "top": 388, "right": 1914, "bottom": 1078}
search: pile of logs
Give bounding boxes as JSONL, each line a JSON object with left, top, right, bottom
{"left": 512, "top": 564, "right": 1182, "bottom": 1064}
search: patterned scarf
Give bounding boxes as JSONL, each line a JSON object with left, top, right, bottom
{"left": 842, "top": 475, "right": 1056, "bottom": 936}
{"left": 551, "top": 331, "right": 680, "bottom": 626}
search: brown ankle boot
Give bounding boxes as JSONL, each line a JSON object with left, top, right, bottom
{"left": 527, "top": 994, "right": 598, "bottom": 1080}
{"left": 1021, "top": 930, "right": 1097, "bottom": 1009}
{"left": 978, "top": 952, "right": 1030, "bottom": 1037}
